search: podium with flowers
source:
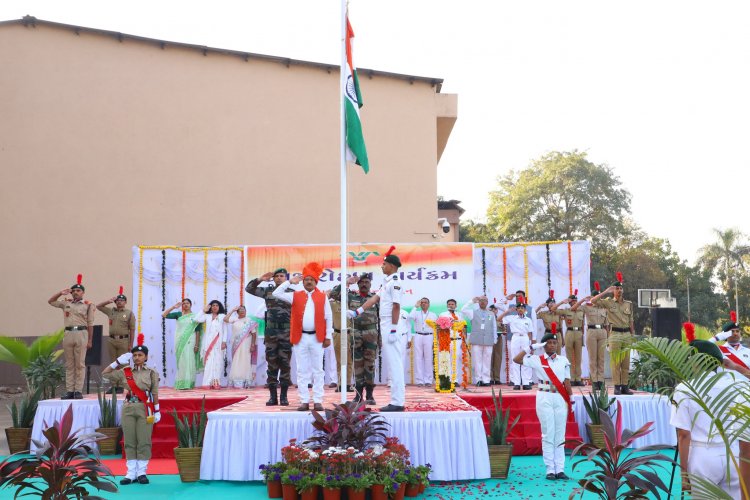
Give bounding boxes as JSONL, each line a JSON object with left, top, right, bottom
{"left": 426, "top": 317, "right": 468, "bottom": 393}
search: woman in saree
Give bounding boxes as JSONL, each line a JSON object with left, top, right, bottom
{"left": 194, "top": 300, "right": 227, "bottom": 389}
{"left": 224, "top": 305, "right": 258, "bottom": 388}
{"left": 162, "top": 298, "right": 202, "bottom": 390}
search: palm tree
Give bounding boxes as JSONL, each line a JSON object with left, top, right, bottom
{"left": 698, "top": 228, "right": 750, "bottom": 312}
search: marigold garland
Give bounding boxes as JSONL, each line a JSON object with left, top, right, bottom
{"left": 239, "top": 248, "right": 245, "bottom": 306}
{"left": 523, "top": 246, "right": 529, "bottom": 301}
{"left": 502, "top": 247, "right": 509, "bottom": 384}
{"left": 460, "top": 331, "right": 471, "bottom": 389}
{"left": 181, "top": 250, "right": 186, "bottom": 300}
{"left": 427, "top": 318, "right": 456, "bottom": 393}
{"left": 203, "top": 249, "right": 208, "bottom": 306}
{"left": 137, "top": 247, "right": 144, "bottom": 335}
{"left": 223, "top": 250, "right": 229, "bottom": 377}
{"left": 545, "top": 243, "right": 552, "bottom": 296}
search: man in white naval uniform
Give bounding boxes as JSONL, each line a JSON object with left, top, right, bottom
{"left": 710, "top": 315, "right": 750, "bottom": 373}
{"left": 514, "top": 331, "right": 572, "bottom": 480}
{"left": 500, "top": 302, "right": 535, "bottom": 390}
{"left": 348, "top": 247, "right": 405, "bottom": 412}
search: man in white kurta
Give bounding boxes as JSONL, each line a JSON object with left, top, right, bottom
{"left": 514, "top": 334, "right": 572, "bottom": 480}
{"left": 462, "top": 296, "right": 497, "bottom": 386}
{"left": 501, "top": 303, "right": 535, "bottom": 390}
{"left": 408, "top": 297, "right": 438, "bottom": 386}
{"left": 349, "top": 249, "right": 405, "bottom": 411}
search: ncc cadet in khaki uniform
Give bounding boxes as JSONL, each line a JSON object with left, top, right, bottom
{"left": 48, "top": 275, "right": 95, "bottom": 400}
{"left": 536, "top": 294, "right": 563, "bottom": 354}
{"left": 246, "top": 268, "right": 293, "bottom": 406}
{"left": 552, "top": 291, "right": 585, "bottom": 386}
{"left": 96, "top": 286, "right": 136, "bottom": 367}
{"left": 103, "top": 334, "right": 161, "bottom": 485}
{"left": 592, "top": 274, "right": 635, "bottom": 395}
{"left": 331, "top": 273, "right": 380, "bottom": 405}
{"left": 572, "top": 284, "right": 609, "bottom": 390}
{"left": 329, "top": 293, "right": 354, "bottom": 392}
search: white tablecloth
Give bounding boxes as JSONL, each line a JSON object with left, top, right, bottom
{"left": 200, "top": 409, "right": 490, "bottom": 481}
{"left": 30, "top": 399, "right": 124, "bottom": 452}
{"left": 571, "top": 393, "right": 676, "bottom": 448}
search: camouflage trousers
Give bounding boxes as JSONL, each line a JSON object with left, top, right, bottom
{"left": 351, "top": 328, "right": 378, "bottom": 386}
{"left": 265, "top": 327, "right": 292, "bottom": 386}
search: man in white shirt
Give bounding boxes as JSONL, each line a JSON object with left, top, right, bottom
{"left": 462, "top": 296, "right": 497, "bottom": 386}
{"left": 500, "top": 301, "right": 534, "bottom": 390}
{"left": 709, "top": 317, "right": 750, "bottom": 373}
{"left": 348, "top": 248, "right": 406, "bottom": 412}
{"left": 514, "top": 333, "right": 572, "bottom": 480}
{"left": 408, "top": 297, "right": 438, "bottom": 387}
{"left": 272, "top": 262, "right": 333, "bottom": 412}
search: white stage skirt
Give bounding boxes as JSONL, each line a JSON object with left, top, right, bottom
{"left": 30, "top": 399, "right": 124, "bottom": 452}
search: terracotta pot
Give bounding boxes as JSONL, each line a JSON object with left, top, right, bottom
{"left": 5, "top": 427, "right": 32, "bottom": 455}
{"left": 301, "top": 485, "right": 319, "bottom": 500}
{"left": 405, "top": 483, "right": 420, "bottom": 497}
{"left": 418, "top": 483, "right": 426, "bottom": 493}
{"left": 587, "top": 423, "right": 607, "bottom": 449}
{"left": 267, "top": 479, "right": 283, "bottom": 498}
{"left": 281, "top": 483, "right": 299, "bottom": 500}
{"left": 370, "top": 484, "right": 388, "bottom": 500}
{"left": 487, "top": 443, "right": 513, "bottom": 479}
{"left": 346, "top": 487, "right": 366, "bottom": 500}
{"left": 322, "top": 486, "right": 341, "bottom": 500}
{"left": 173, "top": 447, "right": 202, "bottom": 482}
{"left": 95, "top": 427, "right": 121, "bottom": 455}
{"left": 393, "top": 483, "right": 406, "bottom": 500}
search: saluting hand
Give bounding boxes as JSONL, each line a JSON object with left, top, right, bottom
{"left": 173, "top": 301, "right": 182, "bottom": 309}
{"left": 289, "top": 276, "right": 302, "bottom": 285}
{"left": 60, "top": 288, "right": 71, "bottom": 296}
{"left": 260, "top": 272, "right": 274, "bottom": 282}
{"left": 347, "top": 275, "right": 359, "bottom": 285}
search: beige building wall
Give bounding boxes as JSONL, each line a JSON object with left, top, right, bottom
{"left": 0, "top": 18, "right": 457, "bottom": 337}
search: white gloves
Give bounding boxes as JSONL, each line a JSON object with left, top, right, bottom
{"left": 153, "top": 412, "right": 161, "bottom": 424}
{"left": 714, "top": 331, "right": 732, "bottom": 341}
{"left": 530, "top": 342, "right": 547, "bottom": 351}
{"left": 347, "top": 307, "right": 365, "bottom": 319}
{"left": 388, "top": 332, "right": 399, "bottom": 344}
{"left": 116, "top": 352, "right": 132, "bottom": 365}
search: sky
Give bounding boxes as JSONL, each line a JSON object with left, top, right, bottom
{"left": 2, "top": 0, "right": 748, "bottom": 263}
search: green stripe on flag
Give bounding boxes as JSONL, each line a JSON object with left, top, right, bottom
{"left": 345, "top": 99, "right": 369, "bottom": 173}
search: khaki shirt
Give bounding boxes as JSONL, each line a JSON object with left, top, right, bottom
{"left": 106, "top": 365, "right": 160, "bottom": 399}
{"left": 98, "top": 306, "right": 135, "bottom": 337}
{"left": 559, "top": 308, "right": 585, "bottom": 329}
{"left": 50, "top": 299, "right": 95, "bottom": 328}
{"left": 599, "top": 298, "right": 634, "bottom": 329}
{"left": 580, "top": 303, "right": 608, "bottom": 329}
{"left": 538, "top": 310, "right": 560, "bottom": 331}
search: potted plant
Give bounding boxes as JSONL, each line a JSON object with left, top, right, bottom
{"left": 413, "top": 464, "right": 431, "bottom": 494}
{"left": 305, "top": 399, "right": 389, "bottom": 450}
{"left": 259, "top": 462, "right": 286, "bottom": 498}
{"left": 403, "top": 467, "right": 421, "bottom": 497}
{"left": 95, "top": 385, "right": 120, "bottom": 455}
{"left": 566, "top": 402, "right": 675, "bottom": 499}
{"left": 280, "top": 467, "right": 302, "bottom": 500}
{"left": 171, "top": 396, "right": 206, "bottom": 482}
{"left": 297, "top": 473, "right": 320, "bottom": 500}
{"left": 484, "top": 387, "right": 519, "bottom": 478}
{"left": 341, "top": 471, "right": 374, "bottom": 500}
{"left": 0, "top": 330, "right": 65, "bottom": 399}
{"left": 320, "top": 473, "right": 344, "bottom": 500}
{"left": 0, "top": 404, "right": 117, "bottom": 498}
{"left": 580, "top": 383, "right": 616, "bottom": 449}
{"left": 5, "top": 388, "right": 42, "bottom": 454}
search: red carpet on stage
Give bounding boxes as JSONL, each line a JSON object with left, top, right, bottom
{"left": 458, "top": 387, "right": 581, "bottom": 456}
{"left": 101, "top": 458, "right": 178, "bottom": 476}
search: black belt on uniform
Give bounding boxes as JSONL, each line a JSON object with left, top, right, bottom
{"left": 568, "top": 327, "right": 582, "bottom": 331}
{"left": 334, "top": 328, "right": 341, "bottom": 333}
{"left": 302, "top": 330, "right": 316, "bottom": 335}
{"left": 126, "top": 397, "right": 143, "bottom": 403}
{"left": 110, "top": 335, "right": 129, "bottom": 339}
{"left": 588, "top": 324, "right": 605, "bottom": 329}
{"left": 65, "top": 326, "right": 87, "bottom": 331}
{"left": 611, "top": 327, "right": 631, "bottom": 333}
{"left": 538, "top": 385, "right": 559, "bottom": 393}
{"left": 415, "top": 332, "right": 433, "bottom": 335}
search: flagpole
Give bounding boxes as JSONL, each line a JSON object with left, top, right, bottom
{"left": 339, "top": 0, "right": 349, "bottom": 404}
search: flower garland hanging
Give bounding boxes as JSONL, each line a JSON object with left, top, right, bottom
{"left": 523, "top": 246, "right": 529, "bottom": 300}
{"left": 223, "top": 250, "right": 229, "bottom": 378}
{"left": 459, "top": 331, "right": 471, "bottom": 389}
{"left": 567, "top": 240, "right": 573, "bottom": 295}
{"left": 137, "top": 247, "right": 144, "bottom": 335}
{"left": 481, "top": 248, "right": 487, "bottom": 295}
{"left": 239, "top": 248, "right": 245, "bottom": 306}
{"left": 545, "top": 243, "right": 552, "bottom": 296}
{"left": 428, "top": 317, "right": 455, "bottom": 393}
{"left": 161, "top": 249, "right": 167, "bottom": 378}
{"left": 202, "top": 249, "right": 208, "bottom": 306}
{"left": 502, "top": 247, "right": 509, "bottom": 385}
{"left": 181, "top": 250, "right": 186, "bottom": 300}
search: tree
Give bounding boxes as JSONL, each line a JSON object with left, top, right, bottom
{"left": 698, "top": 228, "right": 750, "bottom": 311}
{"left": 486, "top": 151, "right": 631, "bottom": 249}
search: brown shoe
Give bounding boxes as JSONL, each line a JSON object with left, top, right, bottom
{"left": 328, "top": 383, "right": 338, "bottom": 389}
{"left": 296, "top": 403, "right": 310, "bottom": 411}
{"left": 313, "top": 403, "right": 324, "bottom": 411}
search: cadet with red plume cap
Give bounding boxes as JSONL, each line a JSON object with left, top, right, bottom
{"left": 551, "top": 289, "right": 585, "bottom": 386}
{"left": 537, "top": 290, "right": 564, "bottom": 355}
{"left": 273, "top": 262, "right": 333, "bottom": 411}
{"left": 96, "top": 285, "right": 136, "bottom": 382}
{"left": 103, "top": 333, "right": 161, "bottom": 485}
{"left": 348, "top": 245, "right": 407, "bottom": 411}
{"left": 48, "top": 274, "right": 95, "bottom": 400}
{"left": 708, "top": 312, "right": 750, "bottom": 371}
{"left": 570, "top": 284, "right": 609, "bottom": 390}
{"left": 592, "top": 272, "right": 635, "bottom": 395}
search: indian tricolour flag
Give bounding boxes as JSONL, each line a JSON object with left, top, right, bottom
{"left": 345, "top": 16, "right": 369, "bottom": 174}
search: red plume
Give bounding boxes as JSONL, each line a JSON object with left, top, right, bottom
{"left": 730, "top": 311, "right": 737, "bottom": 323}
{"left": 616, "top": 272, "right": 623, "bottom": 282}
{"left": 683, "top": 322, "right": 695, "bottom": 343}
{"left": 551, "top": 322, "right": 557, "bottom": 334}
{"left": 594, "top": 281, "right": 601, "bottom": 292}
{"left": 384, "top": 245, "right": 396, "bottom": 257}
{"left": 137, "top": 333, "right": 145, "bottom": 346}
{"left": 550, "top": 290, "right": 555, "bottom": 299}
{"left": 118, "top": 286, "right": 124, "bottom": 295}
{"left": 574, "top": 288, "right": 578, "bottom": 296}
{"left": 493, "top": 297, "right": 497, "bottom": 303}
{"left": 77, "top": 274, "right": 82, "bottom": 285}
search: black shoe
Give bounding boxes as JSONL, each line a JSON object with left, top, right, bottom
{"left": 546, "top": 473, "right": 557, "bottom": 480}
{"left": 522, "top": 385, "right": 531, "bottom": 390}
{"left": 476, "top": 381, "right": 485, "bottom": 387}
{"left": 266, "top": 385, "right": 278, "bottom": 406}
{"left": 555, "top": 472, "right": 570, "bottom": 480}
{"left": 507, "top": 383, "right": 515, "bottom": 387}
{"left": 346, "top": 385, "right": 354, "bottom": 392}
{"left": 120, "top": 478, "right": 134, "bottom": 485}
{"left": 593, "top": 381, "right": 603, "bottom": 390}
{"left": 136, "top": 475, "right": 149, "bottom": 484}
{"left": 379, "top": 404, "right": 405, "bottom": 412}
{"left": 61, "top": 392, "right": 74, "bottom": 400}
{"left": 620, "top": 386, "right": 634, "bottom": 395}
{"left": 73, "top": 392, "right": 83, "bottom": 399}
{"left": 614, "top": 385, "right": 622, "bottom": 395}
{"left": 513, "top": 385, "right": 521, "bottom": 390}
{"left": 365, "top": 385, "right": 376, "bottom": 405}
{"left": 279, "top": 385, "right": 289, "bottom": 406}
{"left": 353, "top": 385, "right": 364, "bottom": 403}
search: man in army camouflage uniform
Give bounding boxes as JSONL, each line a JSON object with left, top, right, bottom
{"left": 330, "top": 273, "right": 379, "bottom": 405}
{"left": 246, "top": 268, "right": 292, "bottom": 406}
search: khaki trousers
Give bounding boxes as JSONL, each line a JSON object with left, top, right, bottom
{"left": 609, "top": 335, "right": 632, "bottom": 385}
{"left": 63, "top": 330, "right": 88, "bottom": 392}
{"left": 490, "top": 336, "right": 504, "bottom": 381}
{"left": 586, "top": 328, "right": 607, "bottom": 383}
{"left": 332, "top": 330, "right": 353, "bottom": 387}
{"left": 564, "top": 330, "right": 583, "bottom": 382}
{"left": 122, "top": 402, "right": 153, "bottom": 460}
{"left": 106, "top": 336, "right": 131, "bottom": 365}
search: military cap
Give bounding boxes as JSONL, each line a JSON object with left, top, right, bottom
{"left": 689, "top": 340, "right": 723, "bottom": 364}
{"left": 540, "top": 333, "right": 557, "bottom": 343}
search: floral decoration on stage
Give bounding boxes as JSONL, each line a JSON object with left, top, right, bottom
{"left": 427, "top": 317, "right": 466, "bottom": 393}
